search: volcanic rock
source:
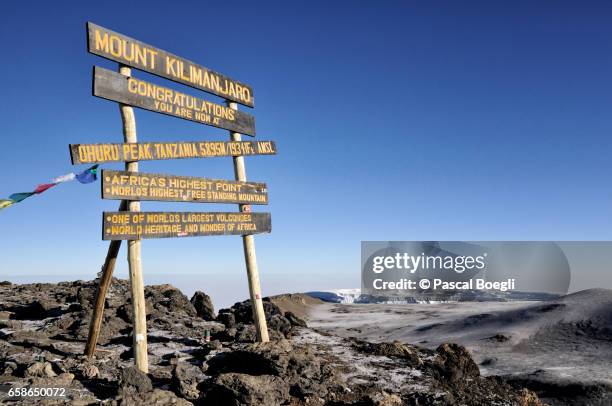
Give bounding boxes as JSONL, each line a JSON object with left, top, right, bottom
{"left": 190, "top": 291, "right": 215, "bottom": 321}
{"left": 285, "top": 311, "right": 307, "bottom": 327}
{"left": 433, "top": 342, "right": 480, "bottom": 383}
{"left": 218, "top": 297, "right": 300, "bottom": 340}
{"left": 0, "top": 279, "right": 551, "bottom": 406}
{"left": 172, "top": 361, "right": 206, "bottom": 400}
{"left": 352, "top": 339, "right": 422, "bottom": 367}
{"left": 25, "top": 361, "right": 57, "bottom": 378}
{"left": 120, "top": 365, "right": 153, "bottom": 394}
{"left": 201, "top": 372, "right": 290, "bottom": 405}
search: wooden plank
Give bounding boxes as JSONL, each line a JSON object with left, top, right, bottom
{"left": 101, "top": 170, "right": 268, "bottom": 205}
{"left": 69, "top": 140, "right": 276, "bottom": 164}
{"left": 117, "top": 65, "right": 148, "bottom": 373}
{"left": 226, "top": 101, "right": 270, "bottom": 343}
{"left": 93, "top": 66, "right": 256, "bottom": 136}
{"left": 85, "top": 200, "right": 127, "bottom": 358}
{"left": 87, "top": 22, "right": 254, "bottom": 107}
{"left": 103, "top": 211, "right": 271, "bottom": 240}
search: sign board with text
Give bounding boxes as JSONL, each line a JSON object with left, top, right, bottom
{"left": 87, "top": 22, "right": 254, "bottom": 107}
{"left": 83, "top": 21, "right": 275, "bottom": 356}
{"left": 70, "top": 141, "right": 276, "bottom": 164}
{"left": 93, "top": 66, "right": 256, "bottom": 135}
{"left": 102, "top": 170, "right": 268, "bottom": 204}
{"left": 103, "top": 211, "right": 271, "bottom": 240}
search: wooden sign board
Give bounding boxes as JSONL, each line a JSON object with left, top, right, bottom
{"left": 93, "top": 66, "right": 256, "bottom": 136}
{"left": 103, "top": 211, "right": 271, "bottom": 240}
{"left": 102, "top": 170, "right": 268, "bottom": 204}
{"left": 87, "top": 22, "right": 254, "bottom": 107}
{"left": 70, "top": 140, "right": 276, "bottom": 164}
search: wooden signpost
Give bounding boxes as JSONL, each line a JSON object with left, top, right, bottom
{"left": 227, "top": 101, "right": 270, "bottom": 342}
{"left": 87, "top": 22, "right": 254, "bottom": 108}
{"left": 103, "top": 211, "right": 271, "bottom": 240}
{"left": 93, "top": 67, "right": 256, "bottom": 135}
{"left": 102, "top": 170, "right": 268, "bottom": 204}
{"left": 78, "top": 23, "right": 274, "bottom": 371}
{"left": 70, "top": 140, "right": 276, "bottom": 164}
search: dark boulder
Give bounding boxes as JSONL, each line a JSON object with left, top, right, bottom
{"left": 230, "top": 299, "right": 283, "bottom": 324}
{"left": 285, "top": 311, "right": 307, "bottom": 327}
{"left": 267, "top": 314, "right": 292, "bottom": 337}
{"left": 218, "top": 298, "right": 297, "bottom": 338}
{"left": 205, "top": 340, "right": 333, "bottom": 400}
{"left": 200, "top": 372, "right": 290, "bottom": 406}
{"left": 217, "top": 312, "right": 236, "bottom": 329}
{"left": 8, "top": 300, "right": 63, "bottom": 320}
{"left": 120, "top": 366, "right": 153, "bottom": 394}
{"left": 145, "top": 285, "right": 197, "bottom": 318}
{"left": 172, "top": 362, "right": 206, "bottom": 401}
{"left": 190, "top": 291, "right": 215, "bottom": 321}
{"left": 120, "top": 389, "right": 193, "bottom": 405}
{"left": 433, "top": 343, "right": 480, "bottom": 383}
{"left": 206, "top": 340, "right": 292, "bottom": 376}
{"left": 352, "top": 340, "right": 422, "bottom": 367}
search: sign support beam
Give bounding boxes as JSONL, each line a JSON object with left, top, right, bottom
{"left": 85, "top": 200, "right": 126, "bottom": 357}
{"left": 228, "top": 101, "right": 270, "bottom": 343}
{"left": 120, "top": 65, "right": 149, "bottom": 372}
{"left": 85, "top": 67, "right": 150, "bottom": 369}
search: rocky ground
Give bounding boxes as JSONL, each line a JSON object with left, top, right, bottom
{"left": 0, "top": 279, "right": 545, "bottom": 405}
{"left": 308, "top": 290, "right": 612, "bottom": 406}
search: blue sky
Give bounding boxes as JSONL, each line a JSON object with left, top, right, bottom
{"left": 1, "top": 1, "right": 612, "bottom": 306}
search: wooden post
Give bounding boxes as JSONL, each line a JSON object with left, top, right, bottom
{"left": 85, "top": 200, "right": 127, "bottom": 357}
{"left": 119, "top": 65, "right": 149, "bottom": 372}
{"left": 227, "top": 101, "right": 270, "bottom": 343}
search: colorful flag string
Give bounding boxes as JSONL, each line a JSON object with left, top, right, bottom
{"left": 0, "top": 165, "right": 99, "bottom": 212}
